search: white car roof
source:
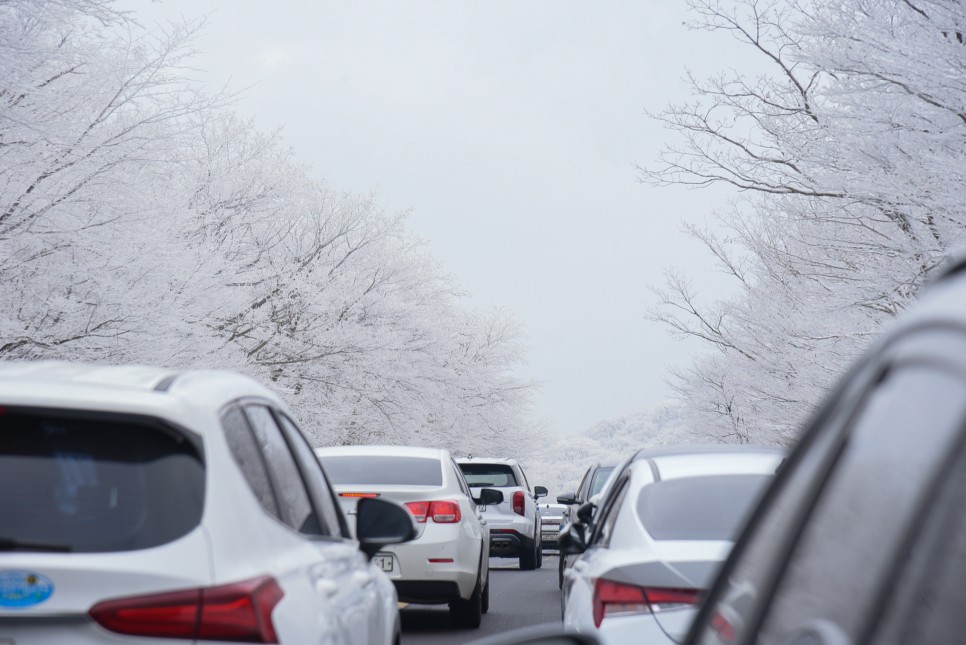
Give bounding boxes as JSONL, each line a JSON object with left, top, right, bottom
{"left": 0, "top": 361, "right": 285, "bottom": 434}
{"left": 455, "top": 456, "right": 519, "bottom": 465}
{"left": 315, "top": 444, "right": 451, "bottom": 460}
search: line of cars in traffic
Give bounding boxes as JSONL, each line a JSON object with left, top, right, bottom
{"left": 0, "top": 362, "right": 549, "bottom": 644}
{"left": 481, "top": 245, "right": 966, "bottom": 645}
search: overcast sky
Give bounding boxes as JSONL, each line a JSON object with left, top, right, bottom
{"left": 129, "top": 1, "right": 749, "bottom": 435}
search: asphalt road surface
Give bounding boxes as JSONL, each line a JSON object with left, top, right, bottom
{"left": 401, "top": 555, "right": 562, "bottom": 645}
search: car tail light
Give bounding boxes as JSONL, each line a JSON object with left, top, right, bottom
{"left": 512, "top": 490, "right": 525, "bottom": 516}
{"left": 405, "top": 500, "right": 462, "bottom": 523}
{"left": 429, "top": 500, "right": 461, "bottom": 523}
{"left": 592, "top": 579, "right": 699, "bottom": 627}
{"left": 89, "top": 575, "right": 283, "bottom": 643}
{"left": 339, "top": 492, "right": 379, "bottom": 498}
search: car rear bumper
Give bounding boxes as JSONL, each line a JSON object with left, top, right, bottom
{"left": 377, "top": 524, "right": 480, "bottom": 602}
{"left": 393, "top": 580, "right": 461, "bottom": 604}
{"left": 488, "top": 529, "right": 531, "bottom": 557}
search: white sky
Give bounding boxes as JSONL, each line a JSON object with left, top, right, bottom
{"left": 128, "top": 1, "right": 749, "bottom": 435}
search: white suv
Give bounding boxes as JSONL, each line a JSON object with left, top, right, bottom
{"left": 316, "top": 445, "right": 503, "bottom": 629}
{"left": 0, "top": 362, "right": 414, "bottom": 645}
{"left": 456, "top": 458, "right": 548, "bottom": 570}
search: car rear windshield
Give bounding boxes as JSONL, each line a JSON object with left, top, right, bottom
{"left": 636, "top": 474, "right": 770, "bottom": 541}
{"left": 0, "top": 408, "right": 205, "bottom": 553}
{"left": 320, "top": 455, "right": 443, "bottom": 486}
{"left": 458, "top": 463, "right": 518, "bottom": 487}
{"left": 589, "top": 466, "right": 614, "bottom": 497}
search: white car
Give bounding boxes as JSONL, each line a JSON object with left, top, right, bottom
{"left": 0, "top": 361, "right": 414, "bottom": 645}
{"left": 456, "top": 457, "right": 548, "bottom": 570}
{"left": 315, "top": 445, "right": 501, "bottom": 628}
{"left": 560, "top": 446, "right": 784, "bottom": 644}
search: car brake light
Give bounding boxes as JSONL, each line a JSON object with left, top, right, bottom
{"left": 513, "top": 490, "right": 525, "bottom": 516}
{"left": 89, "top": 575, "right": 283, "bottom": 643}
{"left": 429, "top": 500, "right": 461, "bottom": 523}
{"left": 592, "top": 579, "right": 699, "bottom": 627}
{"left": 405, "top": 501, "right": 430, "bottom": 522}
{"left": 405, "top": 500, "right": 461, "bottom": 523}
{"left": 339, "top": 492, "right": 379, "bottom": 498}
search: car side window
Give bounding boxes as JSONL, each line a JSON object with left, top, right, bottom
{"left": 275, "top": 413, "right": 345, "bottom": 538}
{"left": 244, "top": 405, "right": 322, "bottom": 536}
{"left": 221, "top": 406, "right": 280, "bottom": 519}
{"left": 590, "top": 476, "right": 629, "bottom": 548}
{"left": 756, "top": 366, "right": 966, "bottom": 643}
{"left": 868, "top": 419, "right": 966, "bottom": 644}
{"left": 450, "top": 460, "right": 472, "bottom": 497}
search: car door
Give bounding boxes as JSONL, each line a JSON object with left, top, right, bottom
{"left": 451, "top": 459, "right": 488, "bottom": 584}
{"left": 563, "top": 473, "right": 631, "bottom": 625}
{"left": 242, "top": 404, "right": 375, "bottom": 645}
{"left": 689, "top": 333, "right": 966, "bottom": 645}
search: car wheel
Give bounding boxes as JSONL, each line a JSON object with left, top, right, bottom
{"left": 519, "top": 537, "right": 537, "bottom": 570}
{"left": 558, "top": 556, "right": 565, "bottom": 589}
{"left": 481, "top": 573, "right": 490, "bottom": 614}
{"left": 450, "top": 571, "right": 483, "bottom": 628}
{"left": 535, "top": 534, "right": 543, "bottom": 569}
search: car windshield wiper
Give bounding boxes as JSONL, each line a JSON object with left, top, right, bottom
{"left": 0, "top": 536, "right": 72, "bottom": 552}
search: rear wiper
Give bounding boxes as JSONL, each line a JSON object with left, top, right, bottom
{"left": 0, "top": 536, "right": 72, "bottom": 552}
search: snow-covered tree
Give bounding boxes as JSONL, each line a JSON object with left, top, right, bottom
{"left": 646, "top": 0, "right": 966, "bottom": 444}
{"left": 0, "top": 0, "right": 534, "bottom": 453}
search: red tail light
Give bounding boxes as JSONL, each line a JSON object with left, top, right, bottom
{"left": 405, "top": 500, "right": 462, "bottom": 523}
{"left": 339, "top": 492, "right": 379, "bottom": 498}
{"left": 592, "top": 579, "right": 699, "bottom": 627}
{"left": 90, "top": 575, "right": 283, "bottom": 643}
{"left": 429, "top": 500, "right": 461, "bottom": 523}
{"left": 512, "top": 490, "right": 525, "bottom": 516}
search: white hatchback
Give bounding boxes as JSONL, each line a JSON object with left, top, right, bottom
{"left": 561, "top": 446, "right": 784, "bottom": 644}
{"left": 0, "top": 362, "right": 414, "bottom": 645}
{"left": 315, "top": 445, "right": 502, "bottom": 629}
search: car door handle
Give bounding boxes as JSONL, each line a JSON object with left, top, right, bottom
{"left": 352, "top": 571, "right": 372, "bottom": 587}
{"left": 315, "top": 578, "right": 340, "bottom": 597}
{"left": 572, "top": 561, "right": 589, "bottom": 573}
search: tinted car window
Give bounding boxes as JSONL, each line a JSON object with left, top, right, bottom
{"left": 275, "top": 413, "right": 343, "bottom": 537}
{"left": 873, "top": 429, "right": 966, "bottom": 644}
{"left": 245, "top": 405, "right": 321, "bottom": 535}
{"left": 757, "top": 366, "right": 966, "bottom": 642}
{"left": 637, "top": 475, "right": 770, "bottom": 541}
{"left": 591, "top": 477, "right": 629, "bottom": 548}
{"left": 0, "top": 409, "right": 204, "bottom": 553}
{"left": 222, "top": 406, "right": 280, "bottom": 519}
{"left": 458, "top": 463, "right": 518, "bottom": 487}
{"left": 589, "top": 466, "right": 614, "bottom": 497}
{"left": 321, "top": 456, "right": 443, "bottom": 486}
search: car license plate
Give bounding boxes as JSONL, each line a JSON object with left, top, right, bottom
{"left": 542, "top": 531, "right": 556, "bottom": 541}
{"left": 374, "top": 554, "right": 394, "bottom": 572}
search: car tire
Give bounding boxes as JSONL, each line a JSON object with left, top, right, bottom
{"left": 520, "top": 536, "right": 538, "bottom": 570}
{"left": 481, "top": 573, "right": 490, "bottom": 614}
{"left": 557, "top": 555, "right": 566, "bottom": 589}
{"left": 535, "top": 534, "right": 543, "bottom": 569}
{"left": 450, "top": 571, "right": 483, "bottom": 628}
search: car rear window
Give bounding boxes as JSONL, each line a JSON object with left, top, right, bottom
{"left": 589, "top": 466, "right": 614, "bottom": 497}
{"left": 458, "top": 463, "right": 518, "bottom": 487}
{"left": 320, "top": 455, "right": 443, "bottom": 486}
{"left": 636, "top": 474, "right": 769, "bottom": 541}
{"left": 0, "top": 409, "right": 205, "bottom": 553}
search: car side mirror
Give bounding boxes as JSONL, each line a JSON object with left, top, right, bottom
{"left": 556, "top": 491, "right": 578, "bottom": 505}
{"left": 575, "top": 501, "right": 595, "bottom": 524}
{"left": 355, "top": 497, "right": 416, "bottom": 559}
{"left": 475, "top": 488, "right": 504, "bottom": 506}
{"left": 533, "top": 486, "right": 548, "bottom": 499}
{"left": 557, "top": 522, "right": 587, "bottom": 555}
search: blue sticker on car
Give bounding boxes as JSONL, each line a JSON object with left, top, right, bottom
{"left": 0, "top": 570, "right": 54, "bottom": 608}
